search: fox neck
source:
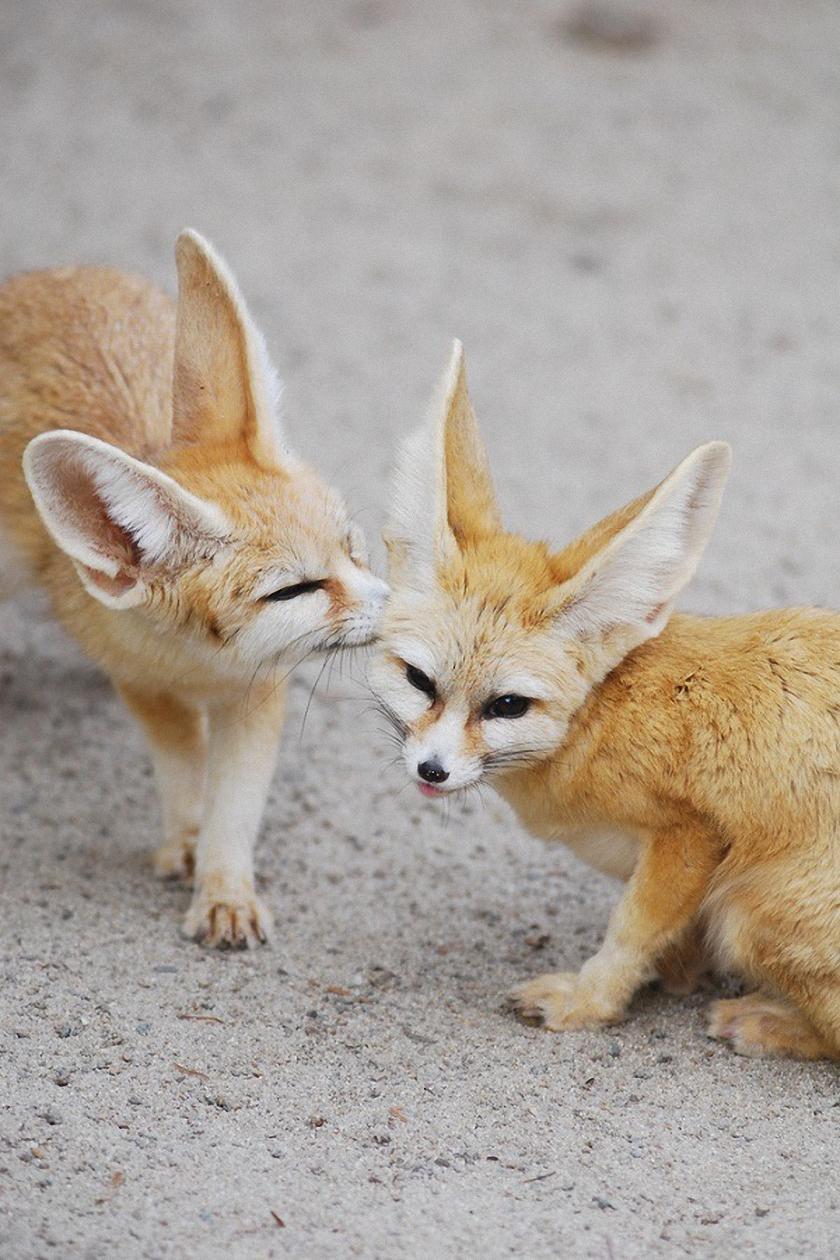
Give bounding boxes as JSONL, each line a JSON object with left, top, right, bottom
{"left": 40, "top": 551, "right": 250, "bottom": 699}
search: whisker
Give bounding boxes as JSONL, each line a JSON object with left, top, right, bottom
{"left": 298, "top": 650, "right": 333, "bottom": 741}
{"left": 369, "top": 695, "right": 409, "bottom": 741}
{"left": 235, "top": 622, "right": 331, "bottom": 721}
{"left": 171, "top": 636, "right": 229, "bottom": 687}
{"left": 326, "top": 643, "right": 343, "bottom": 692}
{"left": 463, "top": 781, "right": 489, "bottom": 815}
{"left": 240, "top": 657, "right": 268, "bottom": 722}
{"left": 226, "top": 643, "right": 318, "bottom": 728}
{"left": 481, "top": 747, "right": 546, "bottom": 772}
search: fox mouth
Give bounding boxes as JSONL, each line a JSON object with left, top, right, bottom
{"left": 315, "top": 619, "right": 381, "bottom": 656}
{"left": 417, "top": 781, "right": 449, "bottom": 798}
{"left": 331, "top": 618, "right": 381, "bottom": 649}
{"left": 413, "top": 774, "right": 486, "bottom": 799}
{"left": 411, "top": 750, "right": 543, "bottom": 798}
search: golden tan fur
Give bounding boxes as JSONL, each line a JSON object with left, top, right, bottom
{"left": 0, "top": 232, "right": 386, "bottom": 947}
{"left": 372, "top": 342, "right": 840, "bottom": 1060}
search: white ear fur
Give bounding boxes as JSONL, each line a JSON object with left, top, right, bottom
{"left": 387, "top": 340, "right": 501, "bottom": 587}
{"left": 558, "top": 442, "right": 732, "bottom": 641}
{"left": 23, "top": 430, "right": 230, "bottom": 609}
{"left": 173, "top": 229, "right": 293, "bottom": 468}
{"left": 385, "top": 340, "right": 462, "bottom": 585}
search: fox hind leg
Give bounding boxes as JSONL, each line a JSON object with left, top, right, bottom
{"left": 118, "top": 686, "right": 207, "bottom": 883}
{"left": 708, "top": 991, "right": 837, "bottom": 1061}
{"left": 708, "top": 863, "right": 840, "bottom": 1061}
{"left": 656, "top": 920, "right": 711, "bottom": 995}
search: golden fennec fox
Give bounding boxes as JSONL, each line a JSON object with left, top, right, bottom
{"left": 370, "top": 342, "right": 840, "bottom": 1060}
{"left": 0, "top": 231, "right": 387, "bottom": 947}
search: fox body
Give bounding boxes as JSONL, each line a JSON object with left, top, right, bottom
{"left": 0, "top": 232, "right": 386, "bottom": 946}
{"left": 371, "top": 343, "right": 840, "bottom": 1060}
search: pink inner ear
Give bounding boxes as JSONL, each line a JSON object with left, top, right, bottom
{"left": 57, "top": 457, "right": 142, "bottom": 573}
{"left": 80, "top": 565, "right": 138, "bottom": 596}
{"left": 645, "top": 601, "right": 666, "bottom": 624}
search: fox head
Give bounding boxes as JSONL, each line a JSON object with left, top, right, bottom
{"left": 23, "top": 230, "right": 387, "bottom": 676}
{"left": 370, "top": 342, "right": 730, "bottom": 797}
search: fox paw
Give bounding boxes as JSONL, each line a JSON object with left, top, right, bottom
{"left": 510, "top": 972, "right": 619, "bottom": 1031}
{"left": 153, "top": 834, "right": 197, "bottom": 882}
{"left": 184, "top": 886, "right": 272, "bottom": 949}
{"left": 707, "top": 994, "right": 831, "bottom": 1060}
{"left": 708, "top": 994, "right": 793, "bottom": 1057}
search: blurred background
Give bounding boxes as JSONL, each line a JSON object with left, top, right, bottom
{"left": 3, "top": 0, "right": 839, "bottom": 607}
{"left": 3, "top": 5, "right": 840, "bottom": 1258}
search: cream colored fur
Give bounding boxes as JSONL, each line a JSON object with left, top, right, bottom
{"left": 0, "top": 231, "right": 387, "bottom": 947}
{"left": 371, "top": 342, "right": 840, "bottom": 1060}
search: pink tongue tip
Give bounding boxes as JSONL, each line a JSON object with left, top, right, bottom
{"left": 418, "top": 782, "right": 443, "bottom": 798}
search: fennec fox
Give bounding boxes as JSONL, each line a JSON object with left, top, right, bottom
{"left": 0, "top": 231, "right": 387, "bottom": 947}
{"left": 370, "top": 342, "right": 840, "bottom": 1060}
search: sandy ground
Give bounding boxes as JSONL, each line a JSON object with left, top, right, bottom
{"left": 1, "top": 1, "right": 839, "bottom": 1256}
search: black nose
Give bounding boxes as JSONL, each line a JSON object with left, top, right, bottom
{"left": 418, "top": 759, "right": 449, "bottom": 784}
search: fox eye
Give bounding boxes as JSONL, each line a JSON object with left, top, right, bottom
{"left": 405, "top": 663, "right": 436, "bottom": 699}
{"left": 261, "top": 580, "right": 326, "bottom": 602}
{"left": 483, "top": 694, "right": 531, "bottom": 719}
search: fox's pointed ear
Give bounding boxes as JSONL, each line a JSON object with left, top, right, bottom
{"left": 23, "top": 430, "right": 230, "bottom": 609}
{"left": 441, "top": 341, "right": 501, "bottom": 543}
{"left": 172, "top": 230, "right": 291, "bottom": 468}
{"left": 385, "top": 341, "right": 500, "bottom": 586}
{"left": 553, "top": 442, "right": 731, "bottom": 646}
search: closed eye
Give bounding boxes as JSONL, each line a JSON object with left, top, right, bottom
{"left": 483, "top": 694, "right": 531, "bottom": 719}
{"left": 261, "top": 580, "right": 326, "bottom": 603}
{"left": 404, "top": 662, "right": 436, "bottom": 700}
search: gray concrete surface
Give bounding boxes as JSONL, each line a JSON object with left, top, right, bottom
{"left": 2, "top": 1, "right": 839, "bottom": 1256}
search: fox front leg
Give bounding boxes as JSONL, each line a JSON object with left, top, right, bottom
{"left": 184, "top": 683, "right": 286, "bottom": 948}
{"left": 512, "top": 826, "right": 722, "bottom": 1030}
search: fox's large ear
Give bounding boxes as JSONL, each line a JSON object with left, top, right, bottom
{"left": 553, "top": 442, "right": 731, "bottom": 646}
{"left": 171, "top": 230, "right": 291, "bottom": 469}
{"left": 385, "top": 341, "right": 501, "bottom": 586}
{"left": 23, "top": 430, "right": 230, "bottom": 610}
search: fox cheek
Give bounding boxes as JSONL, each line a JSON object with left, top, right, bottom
{"left": 377, "top": 668, "right": 431, "bottom": 726}
{"left": 461, "top": 718, "right": 489, "bottom": 766}
{"left": 390, "top": 696, "right": 430, "bottom": 733}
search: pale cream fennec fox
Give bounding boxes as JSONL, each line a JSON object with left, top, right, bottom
{"left": 370, "top": 342, "right": 840, "bottom": 1061}
{"left": 0, "top": 231, "right": 387, "bottom": 947}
